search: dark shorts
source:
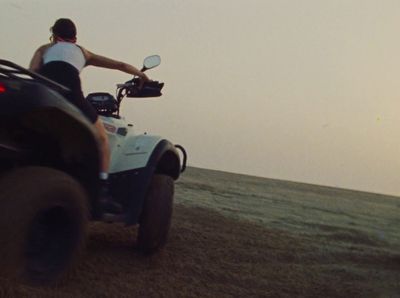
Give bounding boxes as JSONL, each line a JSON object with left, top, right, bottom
{"left": 40, "top": 61, "right": 98, "bottom": 123}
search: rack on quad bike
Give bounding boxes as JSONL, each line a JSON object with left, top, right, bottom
{"left": 0, "top": 59, "right": 70, "bottom": 94}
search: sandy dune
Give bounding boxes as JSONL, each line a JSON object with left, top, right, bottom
{"left": 1, "top": 167, "right": 399, "bottom": 297}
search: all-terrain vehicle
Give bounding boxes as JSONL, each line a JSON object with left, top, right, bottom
{"left": 0, "top": 55, "right": 186, "bottom": 284}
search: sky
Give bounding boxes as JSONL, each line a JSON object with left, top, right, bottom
{"left": 1, "top": 0, "right": 400, "bottom": 196}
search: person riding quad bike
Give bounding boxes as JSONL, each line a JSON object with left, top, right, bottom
{"left": 0, "top": 19, "right": 186, "bottom": 285}
{"left": 29, "top": 18, "right": 150, "bottom": 212}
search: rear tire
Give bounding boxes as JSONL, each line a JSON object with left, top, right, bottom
{"left": 0, "top": 166, "right": 88, "bottom": 284}
{"left": 137, "top": 174, "right": 174, "bottom": 254}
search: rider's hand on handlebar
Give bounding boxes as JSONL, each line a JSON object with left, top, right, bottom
{"left": 138, "top": 72, "right": 151, "bottom": 89}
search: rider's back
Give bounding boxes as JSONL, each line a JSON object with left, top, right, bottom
{"left": 43, "top": 42, "right": 85, "bottom": 72}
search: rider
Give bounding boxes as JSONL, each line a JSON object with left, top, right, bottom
{"left": 29, "top": 18, "right": 150, "bottom": 212}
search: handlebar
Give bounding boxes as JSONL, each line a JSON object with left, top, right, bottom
{"left": 116, "top": 83, "right": 132, "bottom": 88}
{"left": 116, "top": 78, "right": 164, "bottom": 99}
{"left": 0, "top": 59, "right": 71, "bottom": 94}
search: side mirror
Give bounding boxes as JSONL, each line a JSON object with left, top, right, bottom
{"left": 142, "top": 55, "right": 161, "bottom": 71}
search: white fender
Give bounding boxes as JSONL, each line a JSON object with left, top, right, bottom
{"left": 100, "top": 116, "right": 163, "bottom": 173}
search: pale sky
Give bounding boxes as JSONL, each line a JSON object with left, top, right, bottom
{"left": 2, "top": 0, "right": 400, "bottom": 196}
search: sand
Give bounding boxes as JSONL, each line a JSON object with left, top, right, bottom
{"left": 1, "top": 167, "right": 399, "bottom": 297}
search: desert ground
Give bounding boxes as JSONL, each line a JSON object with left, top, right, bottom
{"left": 1, "top": 167, "right": 399, "bottom": 297}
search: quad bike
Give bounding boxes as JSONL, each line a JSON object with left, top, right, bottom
{"left": 0, "top": 55, "right": 186, "bottom": 284}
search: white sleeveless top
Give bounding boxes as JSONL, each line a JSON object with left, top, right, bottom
{"left": 43, "top": 42, "right": 86, "bottom": 72}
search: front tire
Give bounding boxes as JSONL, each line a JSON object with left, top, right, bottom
{"left": 137, "top": 174, "right": 174, "bottom": 254}
{"left": 0, "top": 166, "right": 88, "bottom": 284}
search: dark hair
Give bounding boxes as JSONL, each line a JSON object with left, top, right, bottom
{"left": 51, "top": 18, "right": 77, "bottom": 39}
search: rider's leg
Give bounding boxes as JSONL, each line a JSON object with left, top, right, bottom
{"left": 94, "top": 118, "right": 110, "bottom": 173}
{"left": 93, "top": 119, "right": 122, "bottom": 214}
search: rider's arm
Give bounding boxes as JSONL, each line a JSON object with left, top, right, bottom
{"left": 82, "top": 48, "right": 149, "bottom": 81}
{"left": 29, "top": 44, "right": 50, "bottom": 72}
